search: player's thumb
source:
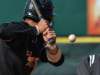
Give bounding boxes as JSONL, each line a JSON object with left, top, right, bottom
{"left": 43, "top": 31, "right": 47, "bottom": 36}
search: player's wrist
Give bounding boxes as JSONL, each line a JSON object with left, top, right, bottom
{"left": 46, "top": 44, "right": 56, "bottom": 50}
{"left": 46, "top": 46, "right": 62, "bottom": 63}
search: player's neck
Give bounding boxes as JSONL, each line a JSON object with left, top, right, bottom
{"left": 24, "top": 19, "right": 38, "bottom": 26}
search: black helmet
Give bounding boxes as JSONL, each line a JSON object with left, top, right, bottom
{"left": 23, "top": 0, "right": 57, "bottom": 23}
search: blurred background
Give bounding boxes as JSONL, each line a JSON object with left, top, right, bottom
{"left": 1, "top": 0, "right": 100, "bottom": 75}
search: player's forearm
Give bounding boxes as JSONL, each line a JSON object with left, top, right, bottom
{"left": 0, "top": 21, "right": 37, "bottom": 39}
{"left": 47, "top": 45, "right": 62, "bottom": 63}
{"left": 48, "top": 45, "right": 58, "bottom": 55}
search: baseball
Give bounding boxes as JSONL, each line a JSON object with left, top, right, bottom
{"left": 68, "top": 34, "right": 76, "bottom": 42}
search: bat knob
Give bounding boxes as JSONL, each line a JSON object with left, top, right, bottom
{"left": 49, "top": 39, "right": 55, "bottom": 45}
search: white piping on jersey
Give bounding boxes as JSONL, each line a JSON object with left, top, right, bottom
{"left": 89, "top": 55, "right": 95, "bottom": 67}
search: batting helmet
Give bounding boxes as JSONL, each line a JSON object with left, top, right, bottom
{"left": 23, "top": 0, "right": 57, "bottom": 23}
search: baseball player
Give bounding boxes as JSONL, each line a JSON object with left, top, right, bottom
{"left": 77, "top": 55, "right": 100, "bottom": 75}
{"left": 0, "top": 0, "right": 64, "bottom": 75}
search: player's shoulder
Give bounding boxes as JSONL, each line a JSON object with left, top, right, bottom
{"left": 0, "top": 21, "right": 24, "bottom": 25}
{"left": 10, "top": 21, "right": 27, "bottom": 25}
{"left": 77, "top": 55, "right": 99, "bottom": 68}
{"left": 77, "top": 55, "right": 100, "bottom": 75}
{"left": 88, "top": 55, "right": 100, "bottom": 64}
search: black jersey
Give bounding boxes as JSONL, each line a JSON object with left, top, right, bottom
{"left": 0, "top": 21, "right": 64, "bottom": 75}
{"left": 77, "top": 55, "right": 100, "bottom": 75}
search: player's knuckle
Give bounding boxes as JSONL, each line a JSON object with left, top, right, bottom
{"left": 54, "top": 34, "right": 56, "bottom": 37}
{"left": 49, "top": 35, "right": 52, "bottom": 38}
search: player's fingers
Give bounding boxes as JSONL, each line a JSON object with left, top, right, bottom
{"left": 45, "top": 28, "right": 49, "bottom": 32}
{"left": 48, "top": 33, "right": 56, "bottom": 36}
{"left": 47, "top": 34, "right": 56, "bottom": 39}
{"left": 47, "top": 30, "right": 56, "bottom": 36}
{"left": 47, "top": 31, "right": 55, "bottom": 33}
{"left": 46, "top": 28, "right": 53, "bottom": 32}
{"left": 43, "top": 31, "right": 47, "bottom": 35}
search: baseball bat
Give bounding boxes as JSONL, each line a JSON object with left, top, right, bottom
{"left": 31, "top": 0, "right": 55, "bottom": 45}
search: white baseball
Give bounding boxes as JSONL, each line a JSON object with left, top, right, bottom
{"left": 68, "top": 34, "right": 76, "bottom": 42}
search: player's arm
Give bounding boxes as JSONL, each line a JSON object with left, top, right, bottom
{"left": 0, "top": 20, "right": 48, "bottom": 40}
{"left": 0, "top": 21, "right": 37, "bottom": 40}
{"left": 39, "top": 28, "right": 64, "bottom": 66}
{"left": 39, "top": 46, "right": 64, "bottom": 66}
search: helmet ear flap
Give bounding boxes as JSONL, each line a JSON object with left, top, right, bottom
{"left": 23, "top": 0, "right": 57, "bottom": 23}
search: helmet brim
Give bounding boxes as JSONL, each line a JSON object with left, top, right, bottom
{"left": 54, "top": 13, "right": 57, "bottom": 17}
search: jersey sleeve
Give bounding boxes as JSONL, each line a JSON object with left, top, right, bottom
{"left": 39, "top": 46, "right": 64, "bottom": 66}
{"left": 77, "top": 56, "right": 91, "bottom": 75}
{"left": 0, "top": 21, "right": 36, "bottom": 40}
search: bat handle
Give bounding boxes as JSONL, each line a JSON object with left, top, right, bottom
{"left": 49, "top": 39, "right": 55, "bottom": 45}
{"left": 39, "top": 16, "right": 55, "bottom": 45}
